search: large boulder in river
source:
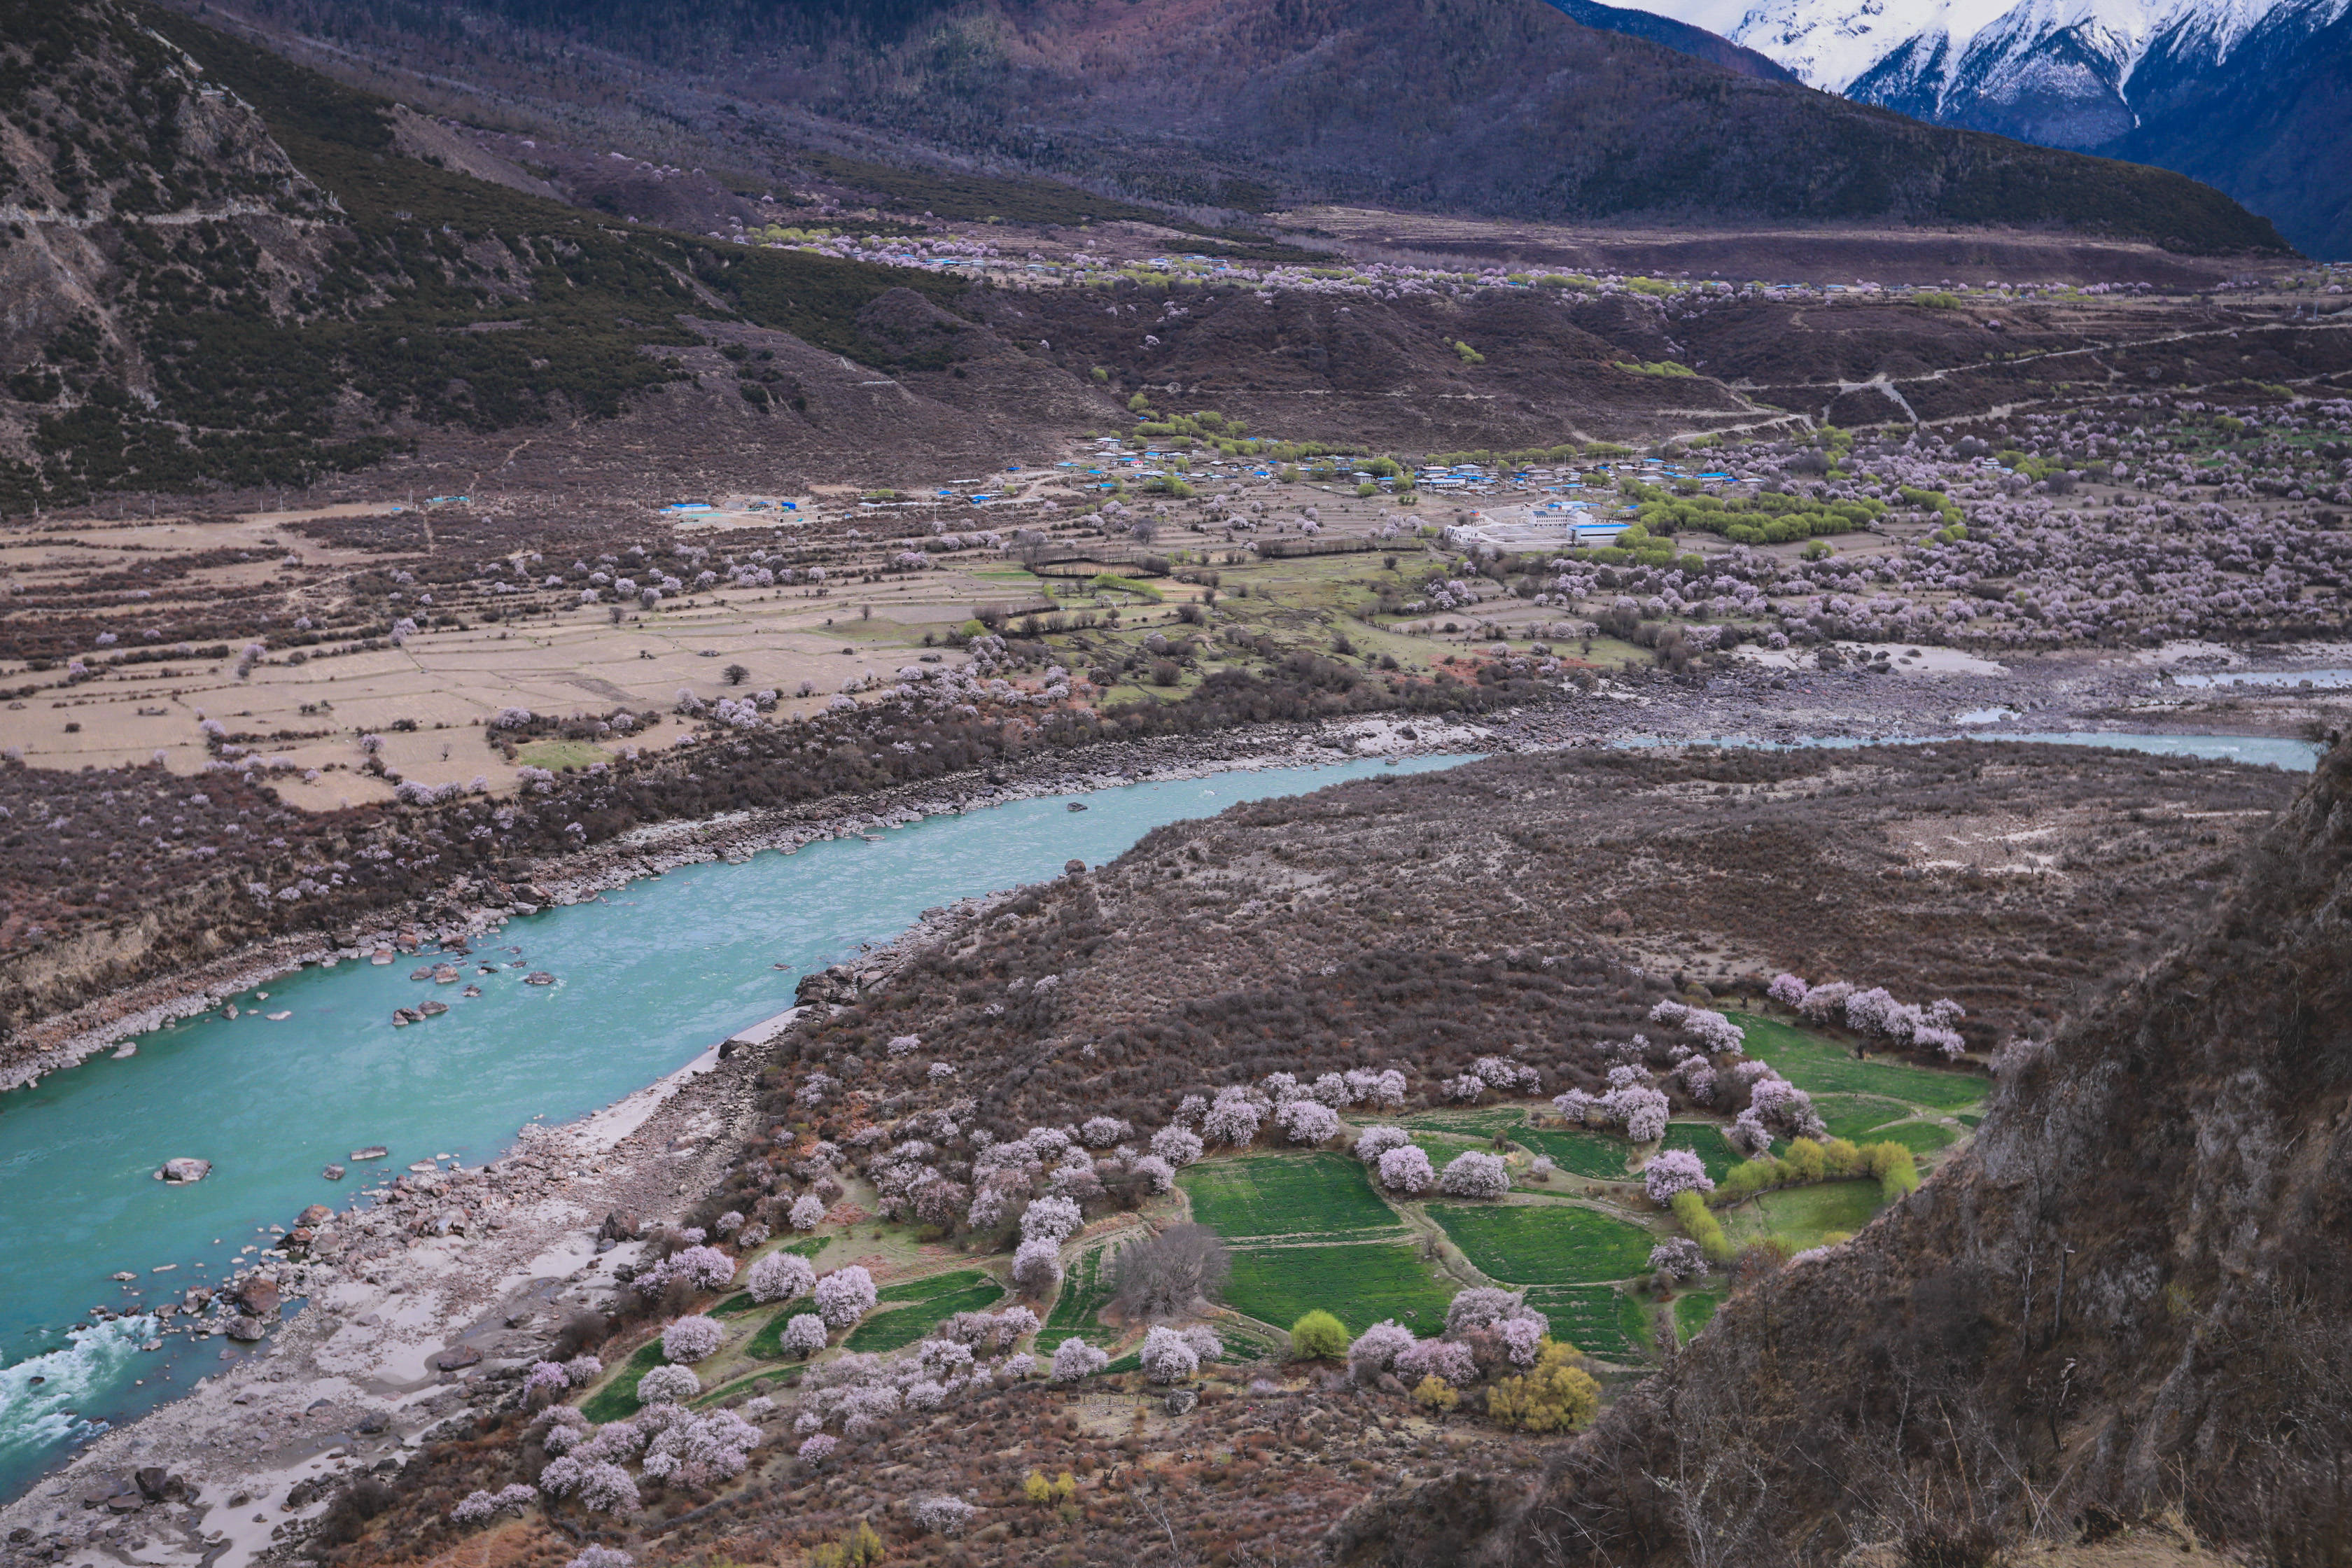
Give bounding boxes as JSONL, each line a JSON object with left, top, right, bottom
{"left": 234, "top": 1277, "right": 281, "bottom": 1316}
{"left": 225, "top": 1315, "right": 267, "bottom": 1342}
{"left": 157, "top": 1158, "right": 211, "bottom": 1184}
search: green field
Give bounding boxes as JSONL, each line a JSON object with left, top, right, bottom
{"left": 1723, "top": 1180, "right": 1884, "bottom": 1250}
{"left": 1673, "top": 1292, "right": 1719, "bottom": 1342}
{"left": 1410, "top": 1131, "right": 1488, "bottom": 1165}
{"left": 1522, "top": 1285, "right": 1652, "bottom": 1362}
{"left": 1872, "top": 1121, "right": 1959, "bottom": 1156}
{"left": 1729, "top": 1013, "right": 1987, "bottom": 1111}
{"left": 1429, "top": 1202, "right": 1656, "bottom": 1285}
{"left": 874, "top": 1268, "right": 993, "bottom": 1305}
{"left": 1816, "top": 1094, "right": 1914, "bottom": 1142}
{"left": 844, "top": 1275, "right": 1005, "bottom": 1352}
{"left": 1956, "top": 1112, "right": 1984, "bottom": 1128}
{"left": 1399, "top": 1107, "right": 1530, "bottom": 1133}
{"left": 580, "top": 1338, "right": 667, "bottom": 1422}
{"left": 745, "top": 1308, "right": 811, "bottom": 1362}
{"left": 693, "top": 1363, "right": 804, "bottom": 1408}
{"left": 1223, "top": 1241, "right": 1458, "bottom": 1336}
{"left": 1180, "top": 1152, "right": 1406, "bottom": 1240}
{"left": 1659, "top": 1123, "right": 1741, "bottom": 1182}
{"left": 1513, "top": 1126, "right": 1633, "bottom": 1180}
{"left": 1038, "top": 1238, "right": 1124, "bottom": 1353}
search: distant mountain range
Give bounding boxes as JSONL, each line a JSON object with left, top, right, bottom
{"left": 178, "top": 0, "right": 2283, "bottom": 251}
{"left": 1613, "top": 0, "right": 2351, "bottom": 255}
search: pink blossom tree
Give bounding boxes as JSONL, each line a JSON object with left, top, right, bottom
{"left": 662, "top": 1315, "right": 724, "bottom": 1362}
{"left": 1140, "top": 1324, "right": 1199, "bottom": 1384}
{"left": 1377, "top": 1144, "right": 1435, "bottom": 1194}
{"left": 813, "top": 1266, "right": 877, "bottom": 1328}
{"left": 1436, "top": 1150, "right": 1511, "bottom": 1198}
{"left": 1642, "top": 1148, "right": 1714, "bottom": 1205}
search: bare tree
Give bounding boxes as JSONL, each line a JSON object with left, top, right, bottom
{"left": 1113, "top": 1224, "right": 1228, "bottom": 1320}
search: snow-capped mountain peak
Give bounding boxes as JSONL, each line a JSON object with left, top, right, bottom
{"left": 1650, "top": 0, "right": 2339, "bottom": 90}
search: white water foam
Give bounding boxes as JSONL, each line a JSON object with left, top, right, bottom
{"left": 0, "top": 1315, "right": 158, "bottom": 1474}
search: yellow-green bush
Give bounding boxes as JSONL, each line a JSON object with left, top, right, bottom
{"left": 1290, "top": 1309, "right": 1350, "bottom": 1361}
{"left": 1485, "top": 1339, "right": 1602, "bottom": 1432}
{"left": 1672, "top": 1188, "right": 1734, "bottom": 1264}
{"left": 1863, "top": 1141, "right": 1920, "bottom": 1200}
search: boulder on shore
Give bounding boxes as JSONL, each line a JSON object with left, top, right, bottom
{"left": 225, "top": 1315, "right": 267, "bottom": 1342}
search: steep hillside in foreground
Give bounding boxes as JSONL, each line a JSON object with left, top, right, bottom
{"left": 1336, "top": 738, "right": 2352, "bottom": 1563}
{"left": 189, "top": 0, "right": 2288, "bottom": 251}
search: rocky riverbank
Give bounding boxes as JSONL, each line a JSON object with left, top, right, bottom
{"left": 0, "top": 1002, "right": 796, "bottom": 1568}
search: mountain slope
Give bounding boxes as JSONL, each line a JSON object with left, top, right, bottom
{"left": 1542, "top": 0, "right": 1805, "bottom": 79}
{"left": 191, "top": 0, "right": 2285, "bottom": 249}
{"left": 1634, "top": 0, "right": 2350, "bottom": 253}
{"left": 0, "top": 0, "right": 1125, "bottom": 510}
{"left": 1338, "top": 737, "right": 2352, "bottom": 1562}
{"left": 2104, "top": 0, "right": 2352, "bottom": 258}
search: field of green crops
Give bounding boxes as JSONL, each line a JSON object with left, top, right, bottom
{"left": 1399, "top": 1107, "right": 1530, "bottom": 1133}
{"left": 1659, "top": 1123, "right": 1741, "bottom": 1181}
{"left": 1729, "top": 1012, "right": 1988, "bottom": 1111}
{"left": 1180, "top": 1152, "right": 1406, "bottom": 1240}
{"left": 1673, "top": 1292, "right": 1719, "bottom": 1343}
{"left": 1816, "top": 1093, "right": 1914, "bottom": 1142}
{"left": 1522, "top": 1285, "right": 1651, "bottom": 1362}
{"left": 1722, "top": 1180, "right": 1884, "bottom": 1250}
{"left": 1037, "top": 1238, "right": 1124, "bottom": 1353}
{"left": 1222, "top": 1241, "right": 1458, "bottom": 1336}
{"left": 1512, "top": 1125, "right": 1633, "bottom": 1179}
{"left": 1429, "top": 1200, "right": 1656, "bottom": 1285}
{"left": 1871, "top": 1120, "right": 1958, "bottom": 1155}
{"left": 844, "top": 1271, "right": 1005, "bottom": 1352}
{"left": 581, "top": 1339, "right": 668, "bottom": 1422}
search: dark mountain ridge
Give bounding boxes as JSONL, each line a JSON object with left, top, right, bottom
{"left": 186, "top": 0, "right": 2287, "bottom": 248}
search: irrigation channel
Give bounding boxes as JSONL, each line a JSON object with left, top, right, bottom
{"left": 0, "top": 732, "right": 2318, "bottom": 1498}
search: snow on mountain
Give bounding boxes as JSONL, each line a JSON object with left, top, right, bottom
{"left": 1636, "top": 0, "right": 2339, "bottom": 96}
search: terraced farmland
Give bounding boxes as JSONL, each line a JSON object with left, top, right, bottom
{"left": 1429, "top": 1201, "right": 1656, "bottom": 1286}
{"left": 1180, "top": 1152, "right": 1406, "bottom": 1240}
{"left": 1870, "top": 1120, "right": 1959, "bottom": 1156}
{"left": 1512, "top": 1125, "right": 1634, "bottom": 1179}
{"left": 1816, "top": 1093, "right": 1915, "bottom": 1142}
{"left": 1522, "top": 1285, "right": 1651, "bottom": 1362}
{"left": 581, "top": 1339, "right": 668, "bottom": 1422}
{"left": 1658, "top": 1123, "right": 1741, "bottom": 1182}
{"left": 1224, "top": 1241, "right": 1458, "bottom": 1336}
{"left": 1399, "top": 1107, "right": 1530, "bottom": 1134}
{"left": 1673, "top": 1291, "right": 1720, "bottom": 1343}
{"left": 1038, "top": 1238, "right": 1125, "bottom": 1353}
{"left": 1721, "top": 1180, "right": 1884, "bottom": 1251}
{"left": 841, "top": 1269, "right": 1005, "bottom": 1352}
{"left": 1729, "top": 1013, "right": 1989, "bottom": 1111}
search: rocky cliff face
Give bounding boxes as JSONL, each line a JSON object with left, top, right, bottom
{"left": 1350, "top": 739, "right": 2352, "bottom": 1562}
